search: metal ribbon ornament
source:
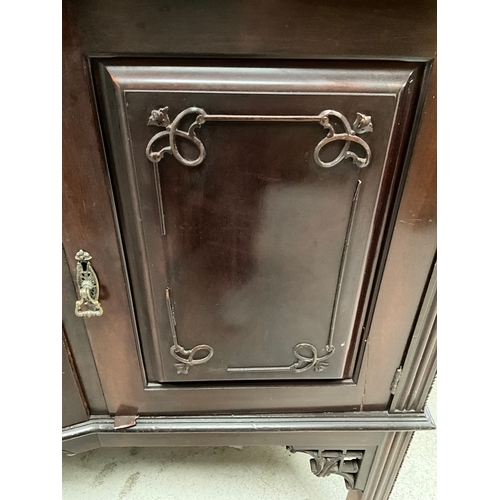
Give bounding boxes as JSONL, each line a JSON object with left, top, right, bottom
{"left": 146, "top": 106, "right": 373, "bottom": 374}
{"left": 146, "top": 106, "right": 373, "bottom": 169}
{"left": 165, "top": 288, "right": 213, "bottom": 375}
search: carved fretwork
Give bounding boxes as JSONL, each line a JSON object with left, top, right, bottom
{"left": 287, "top": 447, "right": 364, "bottom": 490}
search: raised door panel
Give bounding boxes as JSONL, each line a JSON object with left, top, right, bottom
{"left": 94, "top": 60, "right": 422, "bottom": 385}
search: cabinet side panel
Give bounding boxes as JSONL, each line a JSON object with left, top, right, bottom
{"left": 62, "top": 332, "right": 89, "bottom": 427}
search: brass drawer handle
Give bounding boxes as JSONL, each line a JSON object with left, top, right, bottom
{"left": 74, "top": 250, "right": 103, "bottom": 317}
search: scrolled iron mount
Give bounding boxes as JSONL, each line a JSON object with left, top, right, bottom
{"left": 146, "top": 106, "right": 373, "bottom": 169}
{"left": 165, "top": 288, "right": 213, "bottom": 375}
{"left": 227, "top": 343, "right": 335, "bottom": 374}
{"left": 147, "top": 107, "right": 372, "bottom": 375}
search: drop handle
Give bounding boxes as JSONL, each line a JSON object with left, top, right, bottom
{"left": 74, "top": 249, "right": 103, "bottom": 317}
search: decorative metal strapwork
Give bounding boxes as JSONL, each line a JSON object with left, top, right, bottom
{"left": 145, "top": 106, "right": 372, "bottom": 235}
{"left": 287, "top": 448, "right": 364, "bottom": 490}
{"left": 165, "top": 288, "right": 214, "bottom": 375}
{"left": 146, "top": 106, "right": 371, "bottom": 374}
{"left": 227, "top": 343, "right": 335, "bottom": 374}
{"left": 146, "top": 106, "right": 373, "bottom": 169}
{"left": 74, "top": 250, "right": 103, "bottom": 318}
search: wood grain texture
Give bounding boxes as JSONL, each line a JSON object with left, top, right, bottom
{"left": 362, "top": 63, "right": 436, "bottom": 409}
{"left": 63, "top": 3, "right": 147, "bottom": 412}
{"left": 390, "top": 263, "right": 437, "bottom": 412}
{"left": 62, "top": 330, "right": 89, "bottom": 426}
{"left": 69, "top": 0, "right": 436, "bottom": 60}
{"left": 62, "top": 248, "right": 107, "bottom": 413}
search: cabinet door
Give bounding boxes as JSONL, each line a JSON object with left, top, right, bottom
{"left": 94, "top": 60, "right": 422, "bottom": 386}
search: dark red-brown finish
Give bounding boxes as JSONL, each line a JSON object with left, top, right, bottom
{"left": 63, "top": 0, "right": 436, "bottom": 416}
{"left": 62, "top": 330, "right": 89, "bottom": 427}
{"left": 63, "top": 1, "right": 437, "bottom": 497}
{"left": 95, "top": 61, "right": 422, "bottom": 384}
{"left": 63, "top": 3, "right": 145, "bottom": 413}
{"left": 70, "top": 0, "right": 436, "bottom": 60}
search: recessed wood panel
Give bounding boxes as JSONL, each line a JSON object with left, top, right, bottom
{"left": 95, "top": 60, "right": 422, "bottom": 384}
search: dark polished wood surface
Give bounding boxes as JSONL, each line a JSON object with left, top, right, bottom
{"left": 95, "top": 61, "right": 422, "bottom": 383}
{"left": 62, "top": 330, "right": 89, "bottom": 427}
{"left": 62, "top": 248, "right": 107, "bottom": 413}
{"left": 63, "top": 2, "right": 436, "bottom": 497}
{"left": 362, "top": 63, "right": 436, "bottom": 409}
{"left": 70, "top": 0, "right": 436, "bottom": 60}
{"left": 63, "top": 2, "right": 146, "bottom": 413}
{"left": 63, "top": 0, "right": 436, "bottom": 415}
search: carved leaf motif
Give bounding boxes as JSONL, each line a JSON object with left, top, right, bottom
{"left": 75, "top": 249, "right": 92, "bottom": 261}
{"left": 148, "top": 106, "right": 170, "bottom": 128}
{"left": 310, "top": 456, "right": 341, "bottom": 477}
{"left": 314, "top": 361, "right": 330, "bottom": 372}
{"left": 353, "top": 113, "right": 373, "bottom": 134}
{"left": 175, "top": 363, "right": 189, "bottom": 375}
{"left": 287, "top": 448, "right": 362, "bottom": 490}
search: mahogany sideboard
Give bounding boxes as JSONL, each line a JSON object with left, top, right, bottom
{"left": 62, "top": 1, "right": 437, "bottom": 499}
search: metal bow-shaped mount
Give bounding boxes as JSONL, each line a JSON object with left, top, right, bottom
{"left": 165, "top": 288, "right": 214, "bottom": 375}
{"left": 315, "top": 111, "right": 373, "bottom": 168}
{"left": 146, "top": 106, "right": 207, "bottom": 167}
{"left": 291, "top": 343, "right": 335, "bottom": 373}
{"left": 170, "top": 344, "right": 214, "bottom": 375}
{"left": 227, "top": 342, "right": 335, "bottom": 373}
{"left": 146, "top": 106, "right": 373, "bottom": 169}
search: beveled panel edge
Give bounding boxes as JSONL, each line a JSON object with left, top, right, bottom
{"left": 101, "top": 59, "right": 417, "bottom": 95}
{"left": 94, "top": 58, "right": 426, "bottom": 387}
{"left": 62, "top": 407, "right": 435, "bottom": 443}
{"left": 361, "top": 61, "right": 436, "bottom": 407}
{"left": 92, "top": 59, "right": 168, "bottom": 384}
{"left": 344, "top": 64, "right": 425, "bottom": 384}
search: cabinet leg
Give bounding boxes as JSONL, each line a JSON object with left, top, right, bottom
{"left": 346, "top": 490, "right": 363, "bottom": 500}
{"left": 347, "top": 431, "right": 414, "bottom": 500}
